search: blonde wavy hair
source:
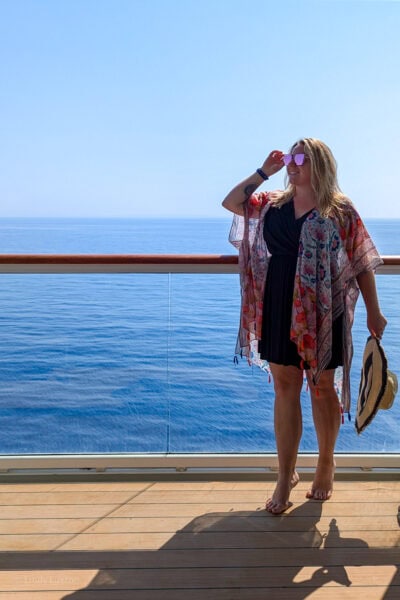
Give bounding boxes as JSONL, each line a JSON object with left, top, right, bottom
{"left": 271, "top": 138, "right": 350, "bottom": 219}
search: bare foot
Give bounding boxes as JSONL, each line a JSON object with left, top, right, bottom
{"left": 306, "top": 460, "right": 335, "bottom": 501}
{"left": 265, "top": 471, "right": 299, "bottom": 515}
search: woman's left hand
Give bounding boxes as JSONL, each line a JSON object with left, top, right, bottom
{"left": 357, "top": 270, "right": 387, "bottom": 340}
{"left": 367, "top": 311, "right": 387, "bottom": 340}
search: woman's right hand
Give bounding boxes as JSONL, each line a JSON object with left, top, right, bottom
{"left": 261, "top": 150, "right": 285, "bottom": 178}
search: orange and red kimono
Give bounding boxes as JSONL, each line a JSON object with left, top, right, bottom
{"left": 229, "top": 192, "right": 382, "bottom": 414}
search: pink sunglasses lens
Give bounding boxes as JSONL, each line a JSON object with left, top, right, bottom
{"left": 282, "top": 154, "right": 292, "bottom": 166}
{"left": 294, "top": 154, "right": 305, "bottom": 166}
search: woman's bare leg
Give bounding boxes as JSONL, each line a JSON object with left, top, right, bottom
{"left": 266, "top": 363, "right": 304, "bottom": 514}
{"left": 306, "top": 369, "right": 341, "bottom": 501}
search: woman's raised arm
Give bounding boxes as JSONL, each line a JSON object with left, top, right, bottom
{"left": 222, "top": 150, "right": 284, "bottom": 216}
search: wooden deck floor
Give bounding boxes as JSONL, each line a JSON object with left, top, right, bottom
{"left": 0, "top": 478, "right": 399, "bottom": 599}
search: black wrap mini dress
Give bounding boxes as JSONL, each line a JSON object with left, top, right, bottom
{"left": 258, "top": 200, "right": 343, "bottom": 369}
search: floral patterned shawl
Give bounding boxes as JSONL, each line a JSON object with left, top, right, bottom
{"left": 229, "top": 191, "right": 383, "bottom": 414}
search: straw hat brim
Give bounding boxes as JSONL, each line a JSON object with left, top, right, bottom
{"left": 355, "top": 336, "right": 398, "bottom": 434}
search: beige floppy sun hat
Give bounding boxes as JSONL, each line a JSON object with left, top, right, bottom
{"left": 355, "top": 336, "right": 398, "bottom": 434}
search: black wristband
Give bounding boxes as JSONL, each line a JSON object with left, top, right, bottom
{"left": 256, "top": 168, "right": 269, "bottom": 181}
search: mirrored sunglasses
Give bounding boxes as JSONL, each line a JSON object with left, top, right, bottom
{"left": 282, "top": 153, "right": 307, "bottom": 166}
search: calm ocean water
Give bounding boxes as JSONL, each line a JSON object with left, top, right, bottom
{"left": 0, "top": 217, "right": 399, "bottom": 454}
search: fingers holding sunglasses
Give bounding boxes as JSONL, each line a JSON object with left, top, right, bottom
{"left": 260, "top": 150, "right": 285, "bottom": 177}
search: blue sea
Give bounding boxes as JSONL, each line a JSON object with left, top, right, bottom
{"left": 0, "top": 218, "right": 399, "bottom": 455}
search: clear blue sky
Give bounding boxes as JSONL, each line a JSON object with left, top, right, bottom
{"left": 0, "top": 0, "right": 399, "bottom": 218}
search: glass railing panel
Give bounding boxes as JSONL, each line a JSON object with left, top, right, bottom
{"left": 167, "top": 272, "right": 400, "bottom": 454}
{"left": 336, "top": 274, "right": 400, "bottom": 452}
{"left": 0, "top": 274, "right": 171, "bottom": 454}
{"left": 167, "top": 273, "right": 272, "bottom": 453}
{"left": 0, "top": 269, "right": 398, "bottom": 456}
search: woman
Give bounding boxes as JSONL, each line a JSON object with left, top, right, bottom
{"left": 222, "top": 138, "right": 387, "bottom": 514}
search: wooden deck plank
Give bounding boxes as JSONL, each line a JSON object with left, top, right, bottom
{"left": 47, "top": 483, "right": 151, "bottom": 492}
{"left": 0, "top": 482, "right": 149, "bottom": 493}
{"left": 1, "top": 499, "right": 398, "bottom": 520}
{"left": 112, "top": 500, "right": 400, "bottom": 517}
{"left": 0, "top": 586, "right": 400, "bottom": 600}
{"left": 0, "top": 565, "right": 397, "bottom": 590}
{"left": 127, "top": 488, "right": 400, "bottom": 503}
{"left": 0, "top": 504, "right": 119, "bottom": 519}
{"left": 0, "top": 570, "right": 98, "bottom": 592}
{"left": 0, "top": 519, "right": 97, "bottom": 534}
{"left": 81, "top": 514, "right": 399, "bottom": 533}
{"left": 50, "top": 529, "right": 400, "bottom": 551}
{"left": 0, "top": 591, "right": 398, "bottom": 600}
{"left": 1, "top": 479, "right": 397, "bottom": 492}
{"left": 152, "top": 480, "right": 400, "bottom": 491}
{"left": 2, "top": 547, "right": 400, "bottom": 569}
{"left": 0, "top": 490, "right": 148, "bottom": 506}
{"left": 0, "top": 534, "right": 77, "bottom": 551}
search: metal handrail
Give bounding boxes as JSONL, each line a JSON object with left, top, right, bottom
{"left": 0, "top": 254, "right": 398, "bottom": 273}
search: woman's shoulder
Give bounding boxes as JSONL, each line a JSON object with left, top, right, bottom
{"left": 329, "top": 196, "right": 361, "bottom": 225}
{"left": 340, "top": 196, "right": 357, "bottom": 213}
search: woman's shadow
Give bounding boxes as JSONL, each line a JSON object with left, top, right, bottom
{"left": 58, "top": 499, "right": 392, "bottom": 598}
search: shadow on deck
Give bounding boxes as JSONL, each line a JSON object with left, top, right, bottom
{"left": 0, "top": 483, "right": 399, "bottom": 599}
